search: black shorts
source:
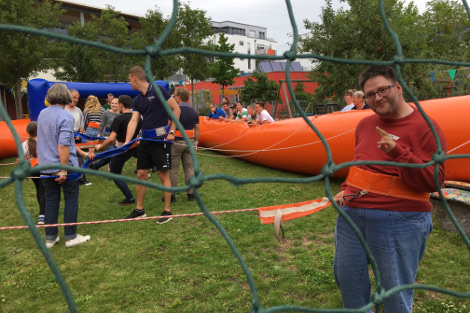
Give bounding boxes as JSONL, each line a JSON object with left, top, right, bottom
{"left": 137, "top": 140, "right": 171, "bottom": 171}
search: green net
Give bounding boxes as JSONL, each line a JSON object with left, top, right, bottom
{"left": 1, "top": 0, "right": 470, "bottom": 312}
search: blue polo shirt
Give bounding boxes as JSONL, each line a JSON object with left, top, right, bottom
{"left": 207, "top": 107, "right": 226, "bottom": 119}
{"left": 37, "top": 105, "right": 78, "bottom": 174}
{"left": 132, "top": 83, "right": 172, "bottom": 130}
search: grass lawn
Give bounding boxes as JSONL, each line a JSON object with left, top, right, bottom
{"left": 0, "top": 150, "right": 469, "bottom": 312}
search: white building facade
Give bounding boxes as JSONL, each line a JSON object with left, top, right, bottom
{"left": 210, "top": 21, "right": 278, "bottom": 75}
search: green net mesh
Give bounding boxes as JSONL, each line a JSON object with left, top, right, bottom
{"left": 1, "top": 0, "right": 470, "bottom": 312}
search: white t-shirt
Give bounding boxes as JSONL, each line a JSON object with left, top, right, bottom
{"left": 341, "top": 104, "right": 355, "bottom": 112}
{"left": 64, "top": 106, "right": 85, "bottom": 132}
{"left": 257, "top": 110, "right": 274, "bottom": 124}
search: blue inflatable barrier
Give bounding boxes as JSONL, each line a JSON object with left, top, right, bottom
{"left": 27, "top": 78, "right": 170, "bottom": 121}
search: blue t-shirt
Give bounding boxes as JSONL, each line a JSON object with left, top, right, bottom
{"left": 37, "top": 105, "right": 78, "bottom": 174}
{"left": 132, "top": 84, "right": 172, "bottom": 130}
{"left": 207, "top": 107, "right": 226, "bottom": 119}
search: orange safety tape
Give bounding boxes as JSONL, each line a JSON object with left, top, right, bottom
{"left": 258, "top": 198, "right": 332, "bottom": 243}
{"left": 88, "top": 121, "right": 100, "bottom": 128}
{"left": 175, "top": 129, "right": 194, "bottom": 138}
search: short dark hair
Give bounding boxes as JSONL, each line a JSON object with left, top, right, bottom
{"left": 359, "top": 66, "right": 397, "bottom": 91}
{"left": 176, "top": 88, "right": 190, "bottom": 102}
{"left": 255, "top": 101, "right": 265, "bottom": 109}
{"left": 129, "top": 66, "right": 147, "bottom": 82}
{"left": 118, "top": 95, "right": 132, "bottom": 109}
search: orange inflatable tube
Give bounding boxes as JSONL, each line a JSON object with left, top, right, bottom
{"left": 0, "top": 119, "right": 30, "bottom": 160}
{"left": 199, "top": 96, "right": 470, "bottom": 182}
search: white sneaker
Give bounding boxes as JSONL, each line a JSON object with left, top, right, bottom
{"left": 46, "top": 236, "right": 60, "bottom": 249}
{"left": 65, "top": 234, "right": 91, "bottom": 248}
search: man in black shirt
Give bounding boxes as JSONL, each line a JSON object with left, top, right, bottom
{"left": 168, "top": 87, "right": 200, "bottom": 202}
{"left": 94, "top": 95, "right": 142, "bottom": 206}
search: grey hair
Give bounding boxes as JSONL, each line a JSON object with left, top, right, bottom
{"left": 46, "top": 83, "right": 72, "bottom": 105}
{"left": 353, "top": 90, "right": 364, "bottom": 98}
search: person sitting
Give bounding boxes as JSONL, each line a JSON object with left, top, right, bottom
{"left": 222, "top": 97, "right": 233, "bottom": 119}
{"left": 246, "top": 104, "right": 257, "bottom": 124}
{"left": 254, "top": 101, "right": 274, "bottom": 125}
{"left": 341, "top": 89, "right": 356, "bottom": 112}
{"left": 206, "top": 103, "right": 226, "bottom": 120}
{"left": 235, "top": 101, "right": 248, "bottom": 122}
{"left": 351, "top": 91, "right": 370, "bottom": 110}
{"left": 228, "top": 104, "right": 238, "bottom": 120}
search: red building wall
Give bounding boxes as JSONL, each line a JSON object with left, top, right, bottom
{"left": 177, "top": 71, "right": 317, "bottom": 118}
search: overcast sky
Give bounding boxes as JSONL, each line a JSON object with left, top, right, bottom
{"left": 68, "top": 0, "right": 428, "bottom": 53}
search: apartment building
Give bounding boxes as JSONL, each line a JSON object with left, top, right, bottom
{"left": 210, "top": 21, "right": 277, "bottom": 75}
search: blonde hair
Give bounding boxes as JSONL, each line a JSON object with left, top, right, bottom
{"left": 84, "top": 95, "right": 101, "bottom": 114}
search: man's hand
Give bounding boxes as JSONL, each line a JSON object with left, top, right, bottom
{"left": 334, "top": 190, "right": 344, "bottom": 206}
{"left": 55, "top": 170, "right": 67, "bottom": 184}
{"left": 376, "top": 127, "right": 396, "bottom": 153}
{"left": 166, "top": 133, "right": 175, "bottom": 142}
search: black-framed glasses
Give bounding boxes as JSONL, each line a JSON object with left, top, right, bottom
{"left": 364, "top": 84, "right": 395, "bottom": 101}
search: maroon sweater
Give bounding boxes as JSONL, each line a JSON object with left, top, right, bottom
{"left": 341, "top": 107, "right": 447, "bottom": 212}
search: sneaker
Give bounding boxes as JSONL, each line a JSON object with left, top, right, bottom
{"left": 161, "top": 195, "right": 177, "bottom": 203}
{"left": 152, "top": 166, "right": 157, "bottom": 173}
{"left": 187, "top": 194, "right": 195, "bottom": 202}
{"left": 79, "top": 176, "right": 92, "bottom": 186}
{"left": 134, "top": 169, "right": 137, "bottom": 174}
{"left": 46, "top": 236, "right": 60, "bottom": 249}
{"left": 156, "top": 210, "right": 173, "bottom": 224}
{"left": 124, "top": 209, "right": 146, "bottom": 219}
{"left": 65, "top": 234, "right": 91, "bottom": 248}
{"left": 38, "top": 215, "right": 45, "bottom": 225}
{"left": 147, "top": 173, "right": 151, "bottom": 179}
{"left": 118, "top": 198, "right": 136, "bottom": 206}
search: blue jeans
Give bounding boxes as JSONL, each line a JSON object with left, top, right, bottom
{"left": 85, "top": 126, "right": 99, "bottom": 137}
{"left": 109, "top": 152, "right": 134, "bottom": 200}
{"left": 334, "top": 206, "right": 432, "bottom": 313}
{"left": 42, "top": 177, "right": 80, "bottom": 241}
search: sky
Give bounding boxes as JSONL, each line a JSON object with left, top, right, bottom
{"left": 68, "top": 0, "right": 428, "bottom": 54}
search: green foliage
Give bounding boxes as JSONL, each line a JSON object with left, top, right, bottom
{"left": 177, "top": 2, "right": 213, "bottom": 84}
{"left": 137, "top": 6, "right": 181, "bottom": 80}
{"left": 211, "top": 33, "right": 240, "bottom": 93}
{"left": 0, "top": 0, "right": 63, "bottom": 117}
{"left": 52, "top": 6, "right": 134, "bottom": 82}
{"left": 422, "top": 0, "right": 470, "bottom": 61}
{"left": 300, "top": 0, "right": 433, "bottom": 102}
{"left": 239, "top": 71, "right": 280, "bottom": 104}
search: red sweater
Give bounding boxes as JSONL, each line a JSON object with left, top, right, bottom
{"left": 341, "top": 107, "right": 447, "bottom": 212}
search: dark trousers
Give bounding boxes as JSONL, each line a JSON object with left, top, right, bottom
{"left": 31, "top": 177, "right": 46, "bottom": 215}
{"left": 42, "top": 178, "right": 80, "bottom": 241}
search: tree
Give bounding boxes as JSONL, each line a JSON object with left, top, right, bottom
{"left": 137, "top": 6, "right": 182, "bottom": 80}
{"left": 422, "top": 0, "right": 470, "bottom": 61}
{"left": 300, "top": 0, "right": 431, "bottom": 102}
{"left": 211, "top": 33, "right": 240, "bottom": 102}
{"left": 0, "top": 0, "right": 63, "bottom": 119}
{"left": 177, "top": 2, "right": 213, "bottom": 105}
{"left": 239, "top": 71, "right": 280, "bottom": 104}
{"left": 53, "top": 6, "right": 134, "bottom": 82}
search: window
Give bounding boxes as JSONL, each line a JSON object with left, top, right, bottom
{"left": 248, "top": 59, "right": 251, "bottom": 70}
{"left": 259, "top": 31, "right": 265, "bottom": 39}
{"left": 239, "top": 41, "right": 244, "bottom": 46}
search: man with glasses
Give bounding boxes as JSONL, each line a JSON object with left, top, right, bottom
{"left": 333, "top": 66, "right": 447, "bottom": 313}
